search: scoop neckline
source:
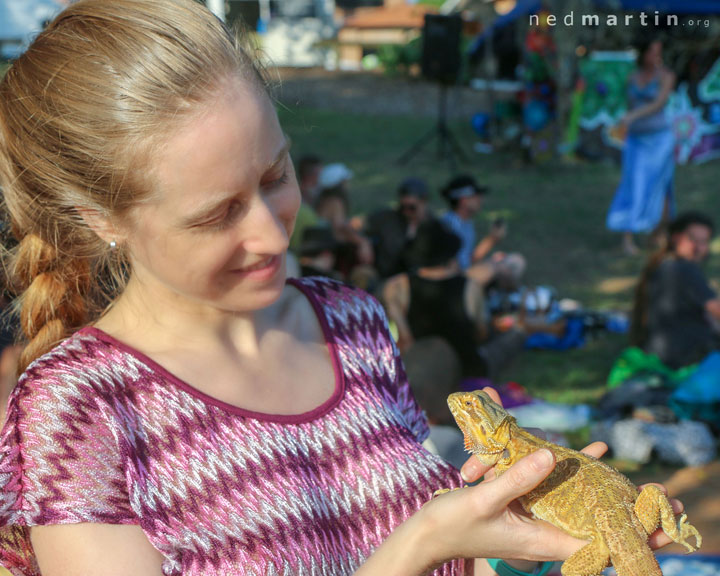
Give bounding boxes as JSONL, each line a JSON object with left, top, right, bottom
{"left": 78, "top": 278, "right": 345, "bottom": 424}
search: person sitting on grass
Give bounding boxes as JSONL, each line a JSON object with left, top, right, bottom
{"left": 364, "top": 177, "right": 433, "bottom": 280}
{"left": 383, "top": 219, "right": 526, "bottom": 380}
{"left": 631, "top": 210, "right": 720, "bottom": 369}
{"left": 314, "top": 163, "right": 375, "bottom": 287}
{"left": 440, "top": 174, "right": 526, "bottom": 291}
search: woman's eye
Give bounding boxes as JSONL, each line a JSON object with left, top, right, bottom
{"left": 262, "top": 170, "right": 289, "bottom": 190}
{"left": 200, "top": 201, "right": 244, "bottom": 232}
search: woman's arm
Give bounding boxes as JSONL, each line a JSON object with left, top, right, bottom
{"left": 356, "top": 447, "right": 590, "bottom": 576}
{"left": 31, "top": 524, "right": 165, "bottom": 576}
{"left": 624, "top": 69, "right": 676, "bottom": 124}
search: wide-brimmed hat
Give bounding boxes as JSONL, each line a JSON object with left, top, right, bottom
{"left": 441, "top": 174, "right": 488, "bottom": 202}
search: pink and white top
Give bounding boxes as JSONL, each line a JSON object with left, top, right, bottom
{"left": 0, "top": 277, "right": 464, "bottom": 575}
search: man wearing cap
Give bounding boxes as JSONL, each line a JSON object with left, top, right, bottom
{"left": 364, "top": 177, "right": 433, "bottom": 279}
{"left": 440, "top": 174, "right": 525, "bottom": 289}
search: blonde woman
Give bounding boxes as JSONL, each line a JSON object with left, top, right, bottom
{"left": 0, "top": 2, "right": 683, "bottom": 575}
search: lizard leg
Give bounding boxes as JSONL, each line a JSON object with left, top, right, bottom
{"left": 432, "top": 487, "right": 465, "bottom": 498}
{"left": 634, "top": 485, "right": 702, "bottom": 552}
{"left": 560, "top": 538, "right": 610, "bottom": 576}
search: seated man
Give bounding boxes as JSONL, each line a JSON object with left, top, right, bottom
{"left": 440, "top": 174, "right": 525, "bottom": 289}
{"left": 631, "top": 211, "right": 720, "bottom": 369}
{"left": 364, "top": 177, "right": 433, "bottom": 280}
{"left": 383, "top": 219, "right": 525, "bottom": 379}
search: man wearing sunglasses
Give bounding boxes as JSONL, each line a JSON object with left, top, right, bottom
{"left": 365, "top": 177, "right": 433, "bottom": 280}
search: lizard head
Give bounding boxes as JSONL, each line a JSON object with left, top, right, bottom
{"left": 447, "top": 390, "right": 515, "bottom": 466}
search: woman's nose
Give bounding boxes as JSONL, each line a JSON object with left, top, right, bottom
{"left": 242, "top": 192, "right": 298, "bottom": 253}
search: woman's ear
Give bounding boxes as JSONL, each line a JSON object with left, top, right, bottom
{"left": 75, "top": 207, "right": 125, "bottom": 245}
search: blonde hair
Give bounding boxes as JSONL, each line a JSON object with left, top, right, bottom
{"left": 0, "top": 0, "right": 267, "bottom": 374}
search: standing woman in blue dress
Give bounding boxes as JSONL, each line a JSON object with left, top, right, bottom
{"left": 607, "top": 39, "right": 676, "bottom": 255}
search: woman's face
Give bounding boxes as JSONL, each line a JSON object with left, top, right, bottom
{"left": 121, "top": 80, "right": 301, "bottom": 315}
{"left": 643, "top": 41, "right": 663, "bottom": 69}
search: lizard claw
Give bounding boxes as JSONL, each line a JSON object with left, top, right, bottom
{"left": 677, "top": 514, "right": 702, "bottom": 553}
{"left": 432, "top": 487, "right": 462, "bottom": 499}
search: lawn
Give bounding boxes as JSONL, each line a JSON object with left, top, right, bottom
{"left": 278, "top": 104, "right": 720, "bottom": 404}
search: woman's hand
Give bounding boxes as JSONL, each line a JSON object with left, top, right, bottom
{"left": 419, "top": 446, "right": 589, "bottom": 569}
{"left": 360, "top": 386, "right": 689, "bottom": 576}
{"left": 459, "top": 388, "right": 687, "bottom": 556}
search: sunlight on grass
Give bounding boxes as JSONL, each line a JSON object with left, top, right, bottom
{"left": 596, "top": 276, "right": 637, "bottom": 295}
{"left": 711, "top": 237, "right": 720, "bottom": 255}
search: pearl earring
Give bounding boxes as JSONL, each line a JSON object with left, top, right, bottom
{"left": 109, "top": 240, "right": 117, "bottom": 249}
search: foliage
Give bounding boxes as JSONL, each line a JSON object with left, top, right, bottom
{"left": 377, "top": 37, "right": 422, "bottom": 76}
{"left": 415, "top": 0, "right": 446, "bottom": 7}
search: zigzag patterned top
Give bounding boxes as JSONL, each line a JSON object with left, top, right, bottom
{"left": 0, "top": 277, "right": 464, "bottom": 575}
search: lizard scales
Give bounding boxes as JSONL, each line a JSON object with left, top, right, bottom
{"left": 446, "top": 390, "right": 701, "bottom": 576}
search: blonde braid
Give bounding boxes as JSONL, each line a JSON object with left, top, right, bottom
{"left": 10, "top": 233, "right": 91, "bottom": 374}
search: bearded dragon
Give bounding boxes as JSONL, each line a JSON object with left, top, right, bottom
{"left": 445, "top": 390, "right": 701, "bottom": 576}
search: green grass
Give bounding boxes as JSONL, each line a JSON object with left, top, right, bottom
{"left": 278, "top": 105, "right": 720, "bottom": 404}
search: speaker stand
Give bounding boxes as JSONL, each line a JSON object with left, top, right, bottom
{"left": 397, "top": 84, "right": 468, "bottom": 169}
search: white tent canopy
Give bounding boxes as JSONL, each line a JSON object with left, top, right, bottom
{"left": 1, "top": 0, "right": 64, "bottom": 57}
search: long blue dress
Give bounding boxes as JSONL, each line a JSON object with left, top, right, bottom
{"left": 606, "top": 74, "right": 676, "bottom": 233}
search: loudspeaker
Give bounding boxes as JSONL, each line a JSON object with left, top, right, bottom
{"left": 421, "top": 13, "right": 462, "bottom": 85}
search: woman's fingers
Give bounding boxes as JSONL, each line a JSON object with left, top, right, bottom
{"left": 579, "top": 441, "right": 608, "bottom": 459}
{"left": 482, "top": 386, "right": 502, "bottom": 406}
{"left": 461, "top": 455, "right": 492, "bottom": 484}
{"left": 491, "top": 449, "right": 556, "bottom": 508}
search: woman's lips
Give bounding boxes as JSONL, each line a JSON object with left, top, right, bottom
{"left": 231, "top": 255, "right": 281, "bottom": 280}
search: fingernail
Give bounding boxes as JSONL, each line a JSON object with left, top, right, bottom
{"left": 461, "top": 459, "right": 480, "bottom": 483}
{"left": 531, "top": 449, "right": 553, "bottom": 470}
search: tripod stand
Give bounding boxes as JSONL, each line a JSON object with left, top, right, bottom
{"left": 397, "top": 83, "right": 468, "bottom": 169}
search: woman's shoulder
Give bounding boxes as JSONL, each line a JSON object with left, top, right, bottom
{"left": 289, "top": 276, "right": 382, "bottom": 310}
{"left": 13, "top": 327, "right": 137, "bottom": 409}
{"left": 288, "top": 276, "right": 389, "bottom": 333}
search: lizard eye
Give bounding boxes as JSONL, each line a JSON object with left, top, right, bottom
{"left": 464, "top": 401, "right": 472, "bottom": 407}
